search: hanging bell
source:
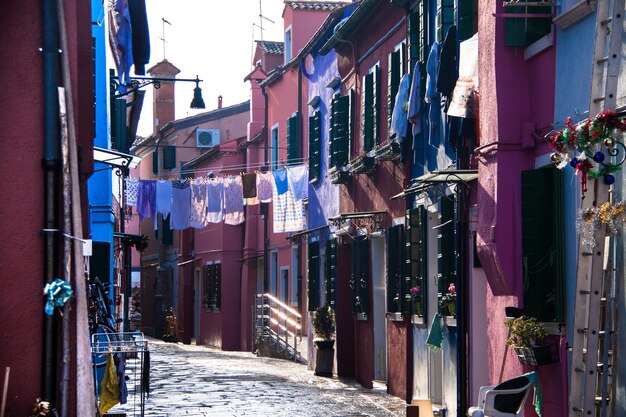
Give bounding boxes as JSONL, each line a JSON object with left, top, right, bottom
{"left": 551, "top": 153, "right": 562, "bottom": 164}
{"left": 604, "top": 137, "right": 616, "bottom": 148}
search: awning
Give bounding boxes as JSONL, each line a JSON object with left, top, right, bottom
{"left": 328, "top": 211, "right": 387, "bottom": 238}
{"left": 286, "top": 224, "right": 329, "bottom": 241}
{"left": 391, "top": 169, "right": 478, "bottom": 199}
{"left": 94, "top": 147, "right": 141, "bottom": 169}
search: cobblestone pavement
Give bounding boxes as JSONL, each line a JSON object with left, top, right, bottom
{"left": 113, "top": 338, "right": 407, "bottom": 417}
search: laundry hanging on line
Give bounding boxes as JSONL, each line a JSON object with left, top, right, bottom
{"left": 124, "top": 164, "right": 309, "bottom": 232}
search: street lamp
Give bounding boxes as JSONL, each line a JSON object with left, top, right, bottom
{"left": 110, "top": 71, "right": 206, "bottom": 109}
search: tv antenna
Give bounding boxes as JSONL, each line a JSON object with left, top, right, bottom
{"left": 160, "top": 18, "right": 172, "bottom": 59}
{"left": 255, "top": 0, "right": 275, "bottom": 41}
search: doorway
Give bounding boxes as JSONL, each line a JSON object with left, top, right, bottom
{"left": 371, "top": 235, "right": 387, "bottom": 381}
{"left": 194, "top": 267, "right": 201, "bottom": 343}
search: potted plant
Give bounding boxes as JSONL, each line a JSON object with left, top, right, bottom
{"left": 504, "top": 315, "right": 556, "bottom": 366}
{"left": 409, "top": 285, "right": 423, "bottom": 316}
{"left": 312, "top": 304, "right": 335, "bottom": 377}
{"left": 438, "top": 283, "right": 456, "bottom": 316}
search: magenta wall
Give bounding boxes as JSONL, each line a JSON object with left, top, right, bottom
{"left": 477, "top": 2, "right": 567, "bottom": 415}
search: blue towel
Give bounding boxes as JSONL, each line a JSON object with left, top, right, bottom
{"left": 426, "top": 313, "right": 443, "bottom": 351}
{"left": 523, "top": 371, "right": 543, "bottom": 417}
{"left": 273, "top": 168, "right": 289, "bottom": 195}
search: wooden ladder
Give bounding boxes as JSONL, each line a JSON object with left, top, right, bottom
{"left": 568, "top": 0, "right": 625, "bottom": 416}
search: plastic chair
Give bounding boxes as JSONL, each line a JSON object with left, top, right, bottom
{"left": 467, "top": 375, "right": 532, "bottom": 417}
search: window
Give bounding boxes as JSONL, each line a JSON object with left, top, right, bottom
{"left": 285, "top": 27, "right": 292, "bottom": 62}
{"left": 162, "top": 145, "right": 176, "bottom": 170}
{"left": 203, "top": 262, "right": 221, "bottom": 310}
{"left": 386, "top": 224, "right": 405, "bottom": 313}
{"left": 152, "top": 150, "right": 159, "bottom": 174}
{"left": 309, "top": 110, "right": 322, "bottom": 182}
{"left": 388, "top": 43, "right": 406, "bottom": 137}
{"left": 307, "top": 241, "right": 320, "bottom": 311}
{"left": 324, "top": 238, "right": 337, "bottom": 309}
{"left": 291, "top": 246, "right": 299, "bottom": 307}
{"left": 329, "top": 92, "right": 353, "bottom": 169}
{"left": 351, "top": 236, "right": 370, "bottom": 314}
{"left": 362, "top": 64, "right": 380, "bottom": 153}
{"left": 271, "top": 125, "right": 279, "bottom": 170}
{"left": 459, "top": 0, "right": 478, "bottom": 41}
{"left": 408, "top": 2, "right": 428, "bottom": 70}
{"left": 160, "top": 215, "right": 173, "bottom": 245}
{"left": 504, "top": 1, "right": 552, "bottom": 47}
{"left": 270, "top": 251, "right": 278, "bottom": 295}
{"left": 406, "top": 207, "right": 427, "bottom": 316}
{"left": 286, "top": 112, "right": 299, "bottom": 165}
{"left": 438, "top": 196, "right": 456, "bottom": 316}
{"left": 280, "top": 267, "right": 289, "bottom": 303}
{"left": 522, "top": 167, "right": 564, "bottom": 322}
{"left": 437, "top": 0, "right": 455, "bottom": 43}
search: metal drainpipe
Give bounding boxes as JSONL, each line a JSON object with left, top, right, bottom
{"left": 456, "top": 148, "right": 468, "bottom": 417}
{"left": 42, "top": 0, "right": 60, "bottom": 402}
{"left": 297, "top": 62, "right": 303, "bottom": 310}
{"left": 261, "top": 84, "right": 269, "bottom": 295}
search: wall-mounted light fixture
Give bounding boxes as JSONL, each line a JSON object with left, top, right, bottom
{"left": 111, "top": 72, "right": 206, "bottom": 109}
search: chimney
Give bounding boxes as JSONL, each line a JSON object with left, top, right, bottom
{"left": 218, "top": 95, "right": 223, "bottom": 109}
{"left": 147, "top": 59, "right": 181, "bottom": 134}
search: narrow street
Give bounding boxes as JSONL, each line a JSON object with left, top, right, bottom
{"left": 115, "top": 338, "right": 407, "bottom": 417}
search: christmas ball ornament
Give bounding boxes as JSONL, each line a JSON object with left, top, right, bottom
{"left": 551, "top": 153, "right": 561, "bottom": 164}
{"left": 604, "top": 138, "right": 616, "bottom": 148}
{"left": 570, "top": 158, "right": 579, "bottom": 168}
{"left": 604, "top": 174, "right": 615, "bottom": 185}
{"left": 593, "top": 152, "right": 605, "bottom": 163}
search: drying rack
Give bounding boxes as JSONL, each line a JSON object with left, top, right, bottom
{"left": 91, "top": 331, "right": 149, "bottom": 417}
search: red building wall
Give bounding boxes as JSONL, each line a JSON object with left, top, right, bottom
{"left": 0, "top": 1, "right": 93, "bottom": 415}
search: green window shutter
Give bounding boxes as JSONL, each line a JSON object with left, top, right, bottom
{"left": 351, "top": 237, "right": 370, "bottom": 314}
{"left": 329, "top": 95, "right": 338, "bottom": 169}
{"left": 152, "top": 150, "right": 159, "bottom": 174}
{"left": 437, "top": 0, "right": 455, "bottom": 43}
{"left": 162, "top": 216, "right": 173, "bottom": 245}
{"left": 363, "top": 73, "right": 374, "bottom": 153}
{"left": 387, "top": 225, "right": 405, "bottom": 313}
{"left": 308, "top": 111, "right": 321, "bottom": 182}
{"left": 308, "top": 241, "right": 320, "bottom": 311}
{"left": 113, "top": 98, "right": 129, "bottom": 153}
{"left": 325, "top": 238, "right": 337, "bottom": 309}
{"left": 214, "top": 263, "right": 222, "bottom": 310}
{"left": 347, "top": 89, "right": 355, "bottom": 161}
{"left": 522, "top": 167, "right": 564, "bottom": 322}
{"left": 388, "top": 50, "right": 401, "bottom": 137}
{"left": 372, "top": 65, "right": 380, "bottom": 146}
{"left": 203, "top": 265, "right": 210, "bottom": 309}
{"left": 162, "top": 145, "right": 176, "bottom": 170}
{"left": 408, "top": 10, "right": 420, "bottom": 69}
{"left": 504, "top": 1, "right": 552, "bottom": 47}
{"left": 405, "top": 207, "right": 426, "bottom": 316}
{"left": 459, "top": 0, "right": 478, "bottom": 41}
{"left": 336, "top": 95, "right": 350, "bottom": 166}
{"left": 287, "top": 113, "right": 300, "bottom": 165}
{"left": 438, "top": 196, "right": 456, "bottom": 314}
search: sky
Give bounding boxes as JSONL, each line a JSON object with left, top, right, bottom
{"left": 134, "top": 0, "right": 288, "bottom": 137}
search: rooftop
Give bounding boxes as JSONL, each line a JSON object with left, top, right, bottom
{"left": 257, "top": 41, "right": 284, "bottom": 55}
{"left": 285, "top": 1, "right": 353, "bottom": 11}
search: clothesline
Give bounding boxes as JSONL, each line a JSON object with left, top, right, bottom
{"left": 125, "top": 164, "right": 309, "bottom": 234}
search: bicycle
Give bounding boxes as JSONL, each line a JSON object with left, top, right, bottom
{"left": 88, "top": 277, "right": 118, "bottom": 367}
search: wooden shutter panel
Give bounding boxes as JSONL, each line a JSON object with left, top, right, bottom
{"left": 438, "top": 197, "right": 456, "bottom": 313}
{"left": 347, "top": 89, "right": 355, "bottom": 162}
{"left": 522, "top": 167, "right": 564, "bottom": 322}
{"left": 308, "top": 111, "right": 321, "bottom": 182}
{"left": 308, "top": 241, "right": 320, "bottom": 311}
{"left": 287, "top": 113, "right": 300, "bottom": 165}
{"left": 325, "top": 238, "right": 337, "bottom": 309}
{"left": 408, "top": 10, "right": 420, "bottom": 69}
{"left": 203, "top": 265, "right": 210, "bottom": 309}
{"left": 405, "top": 207, "right": 426, "bottom": 316}
{"left": 152, "top": 150, "right": 159, "bottom": 174}
{"left": 214, "top": 263, "right": 222, "bottom": 309}
{"left": 162, "top": 146, "right": 176, "bottom": 170}
{"left": 336, "top": 95, "right": 350, "bottom": 166}
{"left": 437, "top": 0, "right": 455, "bottom": 43}
{"left": 459, "top": 0, "right": 477, "bottom": 41}
{"left": 388, "top": 50, "right": 401, "bottom": 137}
{"left": 329, "top": 94, "right": 338, "bottom": 169}
{"left": 387, "top": 225, "right": 405, "bottom": 313}
{"left": 351, "top": 237, "right": 370, "bottom": 314}
{"left": 363, "top": 73, "right": 374, "bottom": 153}
{"left": 372, "top": 65, "right": 380, "bottom": 146}
{"left": 113, "top": 98, "right": 129, "bottom": 153}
